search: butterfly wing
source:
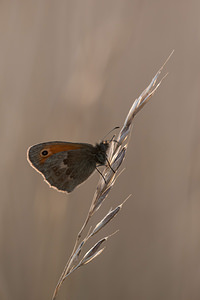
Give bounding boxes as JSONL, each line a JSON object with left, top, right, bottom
{"left": 27, "top": 141, "right": 97, "bottom": 192}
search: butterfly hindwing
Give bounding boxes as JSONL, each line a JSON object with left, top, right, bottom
{"left": 43, "top": 149, "right": 97, "bottom": 192}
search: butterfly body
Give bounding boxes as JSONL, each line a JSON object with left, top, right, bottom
{"left": 27, "top": 141, "right": 109, "bottom": 192}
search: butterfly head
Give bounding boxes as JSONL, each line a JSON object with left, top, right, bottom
{"left": 94, "top": 141, "right": 109, "bottom": 165}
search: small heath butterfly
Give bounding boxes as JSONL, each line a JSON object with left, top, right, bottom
{"left": 27, "top": 140, "right": 109, "bottom": 193}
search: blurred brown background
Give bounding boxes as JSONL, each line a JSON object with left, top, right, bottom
{"left": 0, "top": 1, "right": 200, "bottom": 300}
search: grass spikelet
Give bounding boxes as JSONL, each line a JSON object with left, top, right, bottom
{"left": 52, "top": 51, "right": 173, "bottom": 300}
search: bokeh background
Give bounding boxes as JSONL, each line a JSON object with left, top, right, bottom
{"left": 0, "top": 1, "right": 200, "bottom": 300}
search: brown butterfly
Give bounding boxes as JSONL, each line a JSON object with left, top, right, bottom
{"left": 27, "top": 141, "right": 109, "bottom": 193}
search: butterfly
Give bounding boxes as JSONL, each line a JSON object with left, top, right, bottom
{"left": 27, "top": 140, "right": 110, "bottom": 193}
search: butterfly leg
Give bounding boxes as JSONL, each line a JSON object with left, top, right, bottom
{"left": 95, "top": 167, "right": 106, "bottom": 183}
{"left": 105, "top": 157, "right": 115, "bottom": 173}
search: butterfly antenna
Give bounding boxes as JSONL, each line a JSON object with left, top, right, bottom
{"left": 102, "top": 126, "right": 120, "bottom": 141}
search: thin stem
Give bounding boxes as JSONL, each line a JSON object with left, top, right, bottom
{"left": 52, "top": 51, "right": 173, "bottom": 300}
